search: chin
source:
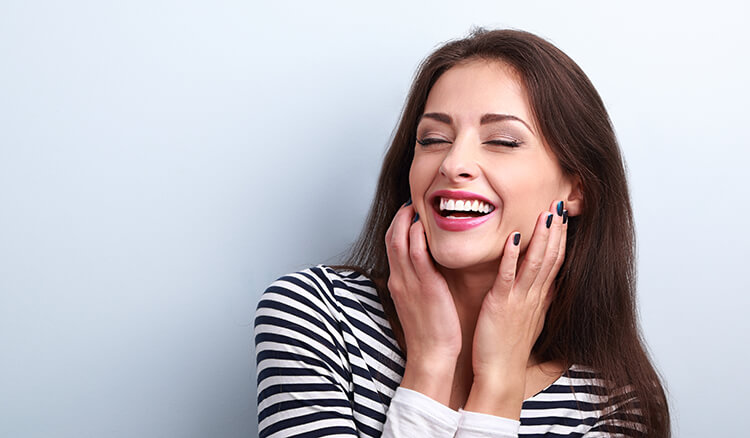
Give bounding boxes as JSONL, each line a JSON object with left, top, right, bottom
{"left": 428, "top": 244, "right": 496, "bottom": 270}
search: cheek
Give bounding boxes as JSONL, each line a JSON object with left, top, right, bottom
{"left": 492, "top": 170, "right": 555, "bottom": 231}
{"left": 408, "top": 157, "right": 438, "bottom": 203}
{"left": 408, "top": 157, "right": 442, "bottom": 243}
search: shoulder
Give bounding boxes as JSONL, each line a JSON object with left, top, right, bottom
{"left": 257, "top": 265, "right": 381, "bottom": 317}
{"left": 523, "top": 365, "right": 644, "bottom": 436}
{"left": 567, "top": 365, "right": 645, "bottom": 437}
{"left": 254, "top": 267, "right": 389, "bottom": 437}
{"left": 558, "top": 364, "right": 641, "bottom": 412}
{"left": 526, "top": 364, "right": 611, "bottom": 410}
{"left": 255, "top": 265, "right": 391, "bottom": 341}
{"left": 254, "top": 265, "right": 403, "bottom": 397}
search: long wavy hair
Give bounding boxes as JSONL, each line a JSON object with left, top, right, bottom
{"left": 339, "top": 28, "right": 669, "bottom": 437}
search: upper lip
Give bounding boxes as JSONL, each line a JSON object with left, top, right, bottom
{"left": 428, "top": 190, "right": 497, "bottom": 208}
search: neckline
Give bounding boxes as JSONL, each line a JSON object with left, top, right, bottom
{"left": 523, "top": 364, "right": 572, "bottom": 402}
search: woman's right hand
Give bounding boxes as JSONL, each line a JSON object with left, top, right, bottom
{"left": 385, "top": 202, "right": 461, "bottom": 405}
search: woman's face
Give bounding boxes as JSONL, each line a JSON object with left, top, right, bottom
{"left": 409, "top": 59, "right": 578, "bottom": 270}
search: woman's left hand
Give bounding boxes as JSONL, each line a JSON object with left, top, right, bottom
{"left": 464, "top": 200, "right": 568, "bottom": 419}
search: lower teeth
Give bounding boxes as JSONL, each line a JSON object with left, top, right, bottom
{"left": 445, "top": 213, "right": 484, "bottom": 219}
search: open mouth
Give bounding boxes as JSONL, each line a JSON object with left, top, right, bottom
{"left": 433, "top": 196, "right": 496, "bottom": 219}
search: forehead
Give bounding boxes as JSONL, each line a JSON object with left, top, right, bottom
{"left": 422, "top": 59, "right": 534, "bottom": 127}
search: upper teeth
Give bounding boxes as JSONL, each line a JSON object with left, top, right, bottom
{"left": 439, "top": 197, "right": 494, "bottom": 214}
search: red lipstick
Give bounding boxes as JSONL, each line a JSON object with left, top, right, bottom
{"left": 429, "top": 190, "right": 498, "bottom": 232}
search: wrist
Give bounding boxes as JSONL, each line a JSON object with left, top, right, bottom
{"left": 463, "top": 372, "right": 526, "bottom": 420}
{"left": 400, "top": 358, "right": 457, "bottom": 406}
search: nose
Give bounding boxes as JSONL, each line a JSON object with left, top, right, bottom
{"left": 439, "top": 135, "right": 480, "bottom": 183}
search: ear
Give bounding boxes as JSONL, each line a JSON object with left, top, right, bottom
{"left": 564, "top": 175, "right": 584, "bottom": 217}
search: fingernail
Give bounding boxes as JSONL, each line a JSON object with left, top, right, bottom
{"left": 546, "top": 213, "right": 553, "bottom": 228}
{"left": 557, "top": 201, "right": 564, "bottom": 216}
{"left": 404, "top": 197, "right": 412, "bottom": 207}
{"left": 412, "top": 213, "right": 419, "bottom": 223}
{"left": 562, "top": 210, "right": 568, "bottom": 224}
{"left": 513, "top": 232, "right": 521, "bottom": 246}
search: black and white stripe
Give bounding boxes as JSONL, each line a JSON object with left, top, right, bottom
{"left": 255, "top": 266, "right": 642, "bottom": 437}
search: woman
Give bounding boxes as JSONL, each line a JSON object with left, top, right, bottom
{"left": 255, "top": 28, "right": 670, "bottom": 437}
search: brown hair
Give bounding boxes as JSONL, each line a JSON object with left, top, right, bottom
{"left": 340, "top": 28, "right": 669, "bottom": 436}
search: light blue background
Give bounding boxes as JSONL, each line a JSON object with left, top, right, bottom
{"left": 1, "top": 1, "right": 748, "bottom": 437}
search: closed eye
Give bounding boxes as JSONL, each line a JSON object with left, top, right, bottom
{"left": 485, "top": 139, "right": 521, "bottom": 147}
{"left": 416, "top": 138, "right": 449, "bottom": 146}
{"left": 416, "top": 138, "right": 521, "bottom": 147}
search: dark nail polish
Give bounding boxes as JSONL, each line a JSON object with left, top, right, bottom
{"left": 412, "top": 213, "right": 419, "bottom": 223}
{"left": 546, "top": 213, "right": 553, "bottom": 228}
{"left": 563, "top": 210, "right": 568, "bottom": 224}
{"left": 404, "top": 197, "right": 412, "bottom": 207}
{"left": 513, "top": 232, "right": 521, "bottom": 246}
{"left": 557, "top": 201, "right": 564, "bottom": 216}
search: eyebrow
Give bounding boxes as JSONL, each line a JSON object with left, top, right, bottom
{"left": 418, "top": 112, "right": 534, "bottom": 133}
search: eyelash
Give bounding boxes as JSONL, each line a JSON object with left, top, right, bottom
{"left": 416, "top": 138, "right": 521, "bottom": 148}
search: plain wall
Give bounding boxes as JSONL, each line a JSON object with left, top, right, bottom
{"left": 1, "top": 1, "right": 748, "bottom": 437}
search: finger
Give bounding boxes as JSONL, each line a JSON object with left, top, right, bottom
{"left": 531, "top": 200, "right": 564, "bottom": 293}
{"left": 383, "top": 203, "right": 401, "bottom": 251}
{"left": 489, "top": 231, "right": 522, "bottom": 298}
{"left": 531, "top": 201, "right": 566, "bottom": 310}
{"left": 541, "top": 208, "right": 569, "bottom": 308}
{"left": 523, "top": 201, "right": 564, "bottom": 343}
{"left": 548, "top": 207, "right": 569, "bottom": 283}
{"left": 385, "top": 203, "right": 417, "bottom": 281}
{"left": 409, "top": 218, "right": 439, "bottom": 280}
{"left": 512, "top": 210, "right": 554, "bottom": 295}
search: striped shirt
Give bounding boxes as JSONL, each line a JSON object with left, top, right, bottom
{"left": 254, "top": 265, "right": 641, "bottom": 437}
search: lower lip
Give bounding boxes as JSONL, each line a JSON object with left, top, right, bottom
{"left": 432, "top": 206, "right": 497, "bottom": 231}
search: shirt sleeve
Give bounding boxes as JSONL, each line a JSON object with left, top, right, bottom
{"left": 382, "top": 387, "right": 460, "bottom": 437}
{"left": 456, "top": 409, "right": 520, "bottom": 437}
{"left": 383, "top": 387, "right": 523, "bottom": 438}
{"left": 254, "top": 271, "right": 360, "bottom": 437}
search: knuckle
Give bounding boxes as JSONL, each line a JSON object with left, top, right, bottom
{"left": 384, "top": 231, "right": 394, "bottom": 248}
{"left": 554, "top": 248, "right": 566, "bottom": 264}
{"left": 526, "top": 256, "right": 544, "bottom": 273}
{"left": 389, "top": 239, "right": 404, "bottom": 253}
{"left": 499, "top": 270, "right": 515, "bottom": 284}
{"left": 545, "top": 247, "right": 560, "bottom": 263}
{"left": 409, "top": 242, "right": 422, "bottom": 261}
{"left": 387, "top": 277, "right": 402, "bottom": 293}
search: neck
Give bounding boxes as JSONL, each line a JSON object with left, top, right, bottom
{"left": 434, "top": 257, "right": 563, "bottom": 409}
{"left": 437, "top": 255, "right": 537, "bottom": 367}
{"left": 438, "top": 260, "right": 500, "bottom": 370}
{"left": 439, "top": 261, "right": 497, "bottom": 328}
